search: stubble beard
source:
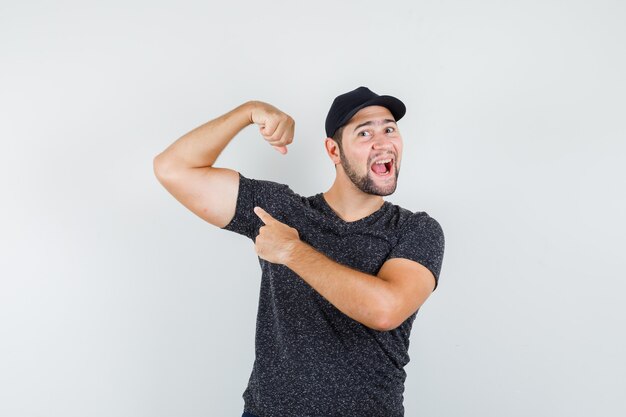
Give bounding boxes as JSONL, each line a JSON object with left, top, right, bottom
{"left": 339, "top": 153, "right": 400, "bottom": 196}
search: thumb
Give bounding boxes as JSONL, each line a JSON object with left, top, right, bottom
{"left": 273, "top": 145, "right": 288, "bottom": 154}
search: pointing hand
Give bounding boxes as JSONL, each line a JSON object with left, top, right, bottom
{"left": 253, "top": 206, "right": 301, "bottom": 264}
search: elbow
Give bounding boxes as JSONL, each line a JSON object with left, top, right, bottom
{"left": 153, "top": 154, "right": 166, "bottom": 178}
{"left": 369, "top": 313, "right": 402, "bottom": 332}
{"left": 153, "top": 154, "right": 176, "bottom": 181}
{"left": 366, "top": 298, "right": 404, "bottom": 332}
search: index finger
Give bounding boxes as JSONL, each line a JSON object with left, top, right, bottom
{"left": 253, "top": 206, "right": 274, "bottom": 224}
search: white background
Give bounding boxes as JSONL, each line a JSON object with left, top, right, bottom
{"left": 1, "top": 1, "right": 625, "bottom": 416}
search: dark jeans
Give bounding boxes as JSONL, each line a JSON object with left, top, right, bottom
{"left": 242, "top": 412, "right": 259, "bottom": 417}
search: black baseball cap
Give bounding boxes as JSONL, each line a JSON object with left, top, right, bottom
{"left": 325, "top": 86, "right": 406, "bottom": 138}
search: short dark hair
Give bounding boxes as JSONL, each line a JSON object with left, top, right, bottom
{"left": 332, "top": 125, "right": 345, "bottom": 152}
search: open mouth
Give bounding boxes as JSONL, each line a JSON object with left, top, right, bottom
{"left": 370, "top": 158, "right": 394, "bottom": 176}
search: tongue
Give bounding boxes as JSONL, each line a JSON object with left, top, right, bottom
{"left": 372, "top": 163, "right": 387, "bottom": 174}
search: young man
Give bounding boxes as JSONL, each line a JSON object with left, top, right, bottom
{"left": 153, "top": 86, "right": 445, "bottom": 417}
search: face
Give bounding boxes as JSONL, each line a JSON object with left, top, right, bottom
{"left": 334, "top": 106, "right": 403, "bottom": 196}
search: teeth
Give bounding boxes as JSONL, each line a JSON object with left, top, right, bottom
{"left": 374, "top": 159, "right": 392, "bottom": 165}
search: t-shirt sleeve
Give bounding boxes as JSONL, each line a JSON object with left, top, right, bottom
{"left": 220, "top": 171, "right": 291, "bottom": 241}
{"left": 386, "top": 212, "right": 445, "bottom": 291}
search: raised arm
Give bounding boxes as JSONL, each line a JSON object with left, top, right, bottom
{"left": 153, "top": 100, "right": 295, "bottom": 227}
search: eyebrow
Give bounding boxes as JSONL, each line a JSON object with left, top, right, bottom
{"left": 353, "top": 119, "right": 397, "bottom": 132}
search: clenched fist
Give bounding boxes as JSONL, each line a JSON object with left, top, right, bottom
{"left": 249, "top": 101, "right": 295, "bottom": 154}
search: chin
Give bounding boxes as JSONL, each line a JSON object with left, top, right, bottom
{"left": 375, "top": 186, "right": 397, "bottom": 197}
{"left": 364, "top": 175, "right": 398, "bottom": 196}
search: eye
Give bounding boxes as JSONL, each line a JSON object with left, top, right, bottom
{"left": 385, "top": 127, "right": 395, "bottom": 133}
{"left": 358, "top": 130, "right": 371, "bottom": 137}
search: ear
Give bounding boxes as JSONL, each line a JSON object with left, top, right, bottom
{"left": 324, "top": 137, "right": 341, "bottom": 166}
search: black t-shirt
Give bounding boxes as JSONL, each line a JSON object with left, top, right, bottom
{"left": 221, "top": 172, "right": 445, "bottom": 417}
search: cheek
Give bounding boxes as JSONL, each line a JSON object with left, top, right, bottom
{"left": 395, "top": 150, "right": 403, "bottom": 167}
{"left": 361, "top": 152, "right": 373, "bottom": 168}
{"left": 346, "top": 147, "right": 369, "bottom": 164}
{"left": 395, "top": 142, "right": 403, "bottom": 158}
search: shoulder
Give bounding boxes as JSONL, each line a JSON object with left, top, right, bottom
{"left": 411, "top": 211, "right": 443, "bottom": 232}
{"left": 385, "top": 201, "right": 442, "bottom": 231}
{"left": 407, "top": 211, "right": 444, "bottom": 240}
{"left": 221, "top": 172, "right": 304, "bottom": 239}
{"left": 236, "top": 172, "right": 304, "bottom": 203}
{"left": 402, "top": 212, "right": 445, "bottom": 260}
{"left": 238, "top": 172, "right": 294, "bottom": 194}
{"left": 237, "top": 172, "right": 307, "bottom": 216}
{"left": 387, "top": 202, "right": 444, "bottom": 242}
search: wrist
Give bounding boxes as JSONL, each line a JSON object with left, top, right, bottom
{"left": 286, "top": 239, "right": 309, "bottom": 268}
{"left": 244, "top": 100, "right": 260, "bottom": 125}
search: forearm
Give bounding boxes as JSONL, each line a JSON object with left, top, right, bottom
{"left": 285, "top": 241, "right": 395, "bottom": 331}
{"left": 154, "top": 101, "right": 255, "bottom": 171}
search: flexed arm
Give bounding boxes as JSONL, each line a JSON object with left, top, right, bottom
{"left": 153, "top": 101, "right": 295, "bottom": 227}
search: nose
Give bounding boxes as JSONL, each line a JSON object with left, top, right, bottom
{"left": 372, "top": 135, "right": 394, "bottom": 150}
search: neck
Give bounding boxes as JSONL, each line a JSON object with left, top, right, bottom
{"left": 323, "top": 172, "right": 385, "bottom": 222}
